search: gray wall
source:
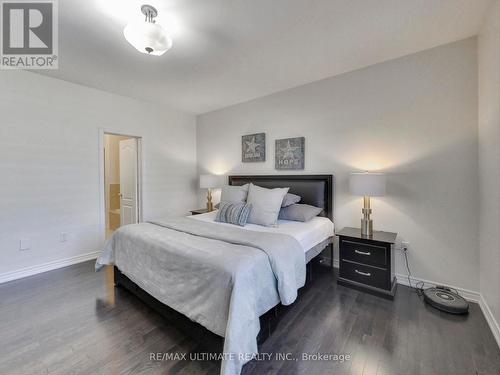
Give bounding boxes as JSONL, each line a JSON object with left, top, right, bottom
{"left": 479, "top": 0, "right": 500, "bottom": 341}
{"left": 197, "top": 38, "right": 479, "bottom": 292}
{"left": 0, "top": 71, "right": 198, "bottom": 277}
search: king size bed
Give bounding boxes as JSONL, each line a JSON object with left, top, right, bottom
{"left": 96, "top": 175, "right": 334, "bottom": 375}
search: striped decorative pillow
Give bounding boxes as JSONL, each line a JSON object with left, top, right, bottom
{"left": 215, "top": 202, "right": 252, "bottom": 226}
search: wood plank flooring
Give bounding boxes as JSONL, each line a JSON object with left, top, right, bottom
{"left": 0, "top": 261, "right": 499, "bottom": 375}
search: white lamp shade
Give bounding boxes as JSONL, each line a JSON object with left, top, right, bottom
{"left": 349, "top": 172, "right": 386, "bottom": 197}
{"left": 199, "top": 174, "right": 221, "bottom": 189}
{"left": 124, "top": 21, "right": 172, "bottom": 56}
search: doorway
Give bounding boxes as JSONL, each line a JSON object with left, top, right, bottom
{"left": 103, "top": 133, "right": 141, "bottom": 239}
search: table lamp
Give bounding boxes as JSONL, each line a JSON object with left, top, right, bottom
{"left": 349, "top": 172, "right": 386, "bottom": 236}
{"left": 199, "top": 174, "right": 220, "bottom": 212}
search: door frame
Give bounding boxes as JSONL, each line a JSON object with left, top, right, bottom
{"left": 98, "top": 128, "right": 143, "bottom": 242}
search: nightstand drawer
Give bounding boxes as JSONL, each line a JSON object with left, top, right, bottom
{"left": 339, "top": 261, "right": 389, "bottom": 290}
{"left": 340, "top": 239, "right": 387, "bottom": 267}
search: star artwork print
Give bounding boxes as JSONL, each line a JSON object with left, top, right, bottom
{"left": 275, "top": 137, "right": 305, "bottom": 170}
{"left": 242, "top": 133, "right": 266, "bottom": 162}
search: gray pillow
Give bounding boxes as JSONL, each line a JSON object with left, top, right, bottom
{"left": 281, "top": 193, "right": 301, "bottom": 207}
{"left": 215, "top": 202, "right": 252, "bottom": 226}
{"left": 279, "top": 204, "right": 323, "bottom": 222}
{"left": 246, "top": 183, "right": 289, "bottom": 226}
{"left": 220, "top": 184, "right": 249, "bottom": 203}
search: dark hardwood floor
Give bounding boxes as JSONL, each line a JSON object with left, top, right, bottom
{"left": 0, "top": 261, "right": 499, "bottom": 375}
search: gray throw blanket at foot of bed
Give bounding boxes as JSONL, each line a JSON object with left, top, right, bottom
{"left": 96, "top": 217, "right": 306, "bottom": 375}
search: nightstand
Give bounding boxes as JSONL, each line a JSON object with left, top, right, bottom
{"left": 336, "top": 227, "right": 397, "bottom": 299}
{"left": 190, "top": 208, "right": 209, "bottom": 215}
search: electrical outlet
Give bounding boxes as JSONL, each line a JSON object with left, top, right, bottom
{"left": 60, "top": 232, "right": 68, "bottom": 242}
{"left": 19, "top": 238, "right": 31, "bottom": 251}
{"left": 401, "top": 241, "right": 410, "bottom": 252}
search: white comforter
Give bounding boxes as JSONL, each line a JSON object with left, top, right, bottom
{"left": 96, "top": 217, "right": 306, "bottom": 375}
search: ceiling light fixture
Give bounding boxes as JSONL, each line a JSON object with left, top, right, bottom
{"left": 123, "top": 4, "right": 172, "bottom": 56}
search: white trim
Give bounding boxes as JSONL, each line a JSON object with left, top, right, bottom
{"left": 98, "top": 129, "right": 144, "bottom": 238}
{"left": 0, "top": 251, "right": 100, "bottom": 284}
{"left": 393, "top": 255, "right": 499, "bottom": 343}
{"left": 479, "top": 295, "right": 500, "bottom": 349}
{"left": 98, "top": 128, "right": 106, "bottom": 244}
{"left": 330, "top": 258, "right": 480, "bottom": 302}
{"left": 136, "top": 137, "right": 144, "bottom": 222}
{"left": 395, "top": 273, "right": 480, "bottom": 302}
{"left": 331, "top": 257, "right": 499, "bottom": 348}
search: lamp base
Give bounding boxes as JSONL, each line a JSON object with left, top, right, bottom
{"left": 360, "top": 196, "right": 373, "bottom": 236}
{"left": 206, "top": 189, "right": 214, "bottom": 212}
{"left": 361, "top": 218, "right": 373, "bottom": 236}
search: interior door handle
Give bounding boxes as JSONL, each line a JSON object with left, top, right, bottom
{"left": 355, "top": 269, "right": 371, "bottom": 277}
{"left": 355, "top": 249, "right": 371, "bottom": 256}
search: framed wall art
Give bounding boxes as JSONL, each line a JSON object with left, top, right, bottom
{"left": 275, "top": 137, "right": 305, "bottom": 170}
{"left": 242, "top": 133, "right": 266, "bottom": 162}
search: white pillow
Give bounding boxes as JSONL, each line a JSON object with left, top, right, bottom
{"left": 220, "top": 184, "right": 249, "bottom": 203}
{"left": 281, "top": 193, "right": 301, "bottom": 207}
{"left": 246, "top": 183, "right": 289, "bottom": 226}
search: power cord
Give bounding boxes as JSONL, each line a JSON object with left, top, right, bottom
{"left": 403, "top": 247, "right": 459, "bottom": 298}
{"left": 404, "top": 250, "right": 428, "bottom": 298}
{"left": 402, "top": 247, "right": 412, "bottom": 288}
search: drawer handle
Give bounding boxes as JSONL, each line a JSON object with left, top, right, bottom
{"left": 355, "top": 249, "right": 371, "bottom": 256}
{"left": 355, "top": 269, "right": 371, "bottom": 277}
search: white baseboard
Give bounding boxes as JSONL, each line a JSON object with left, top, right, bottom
{"left": 0, "top": 251, "right": 100, "bottom": 284}
{"left": 331, "top": 257, "right": 500, "bottom": 348}
{"left": 328, "top": 257, "right": 481, "bottom": 300}
{"left": 479, "top": 295, "right": 500, "bottom": 349}
{"left": 395, "top": 273, "right": 481, "bottom": 302}
{"left": 329, "top": 256, "right": 481, "bottom": 302}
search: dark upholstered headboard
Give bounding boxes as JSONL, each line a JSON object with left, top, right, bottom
{"left": 228, "top": 175, "right": 333, "bottom": 221}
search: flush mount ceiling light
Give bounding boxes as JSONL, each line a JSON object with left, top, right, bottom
{"left": 123, "top": 4, "right": 172, "bottom": 56}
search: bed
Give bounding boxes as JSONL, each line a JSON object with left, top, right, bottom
{"left": 96, "top": 174, "right": 334, "bottom": 375}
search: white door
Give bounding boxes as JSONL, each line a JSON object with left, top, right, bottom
{"left": 119, "top": 138, "right": 138, "bottom": 226}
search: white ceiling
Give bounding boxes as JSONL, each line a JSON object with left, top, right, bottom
{"left": 40, "top": 0, "right": 491, "bottom": 114}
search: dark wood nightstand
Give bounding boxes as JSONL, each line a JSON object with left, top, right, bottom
{"left": 336, "top": 227, "right": 397, "bottom": 299}
{"left": 190, "top": 208, "right": 209, "bottom": 215}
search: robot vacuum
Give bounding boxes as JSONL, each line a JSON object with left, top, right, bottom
{"left": 422, "top": 286, "right": 469, "bottom": 314}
